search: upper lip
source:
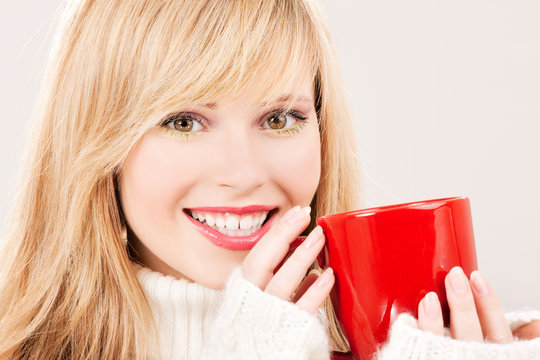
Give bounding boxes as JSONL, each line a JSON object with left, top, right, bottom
{"left": 184, "top": 205, "right": 278, "bottom": 215}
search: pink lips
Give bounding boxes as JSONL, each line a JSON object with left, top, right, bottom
{"left": 184, "top": 206, "right": 278, "bottom": 250}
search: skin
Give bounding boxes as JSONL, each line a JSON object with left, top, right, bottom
{"left": 418, "top": 267, "right": 540, "bottom": 342}
{"left": 119, "top": 73, "right": 333, "bottom": 312}
{"left": 119, "top": 68, "right": 540, "bottom": 332}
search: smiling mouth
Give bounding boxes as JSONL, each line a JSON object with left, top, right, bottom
{"left": 184, "top": 208, "right": 278, "bottom": 237}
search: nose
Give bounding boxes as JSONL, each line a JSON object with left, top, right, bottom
{"left": 211, "top": 130, "right": 267, "bottom": 193}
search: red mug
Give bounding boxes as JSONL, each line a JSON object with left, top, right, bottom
{"left": 317, "top": 196, "right": 478, "bottom": 360}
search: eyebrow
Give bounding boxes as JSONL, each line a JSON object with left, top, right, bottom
{"left": 201, "top": 95, "right": 314, "bottom": 109}
{"left": 272, "top": 95, "right": 314, "bottom": 104}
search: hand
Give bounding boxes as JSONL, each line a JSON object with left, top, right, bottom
{"left": 241, "top": 205, "right": 334, "bottom": 315}
{"left": 417, "top": 266, "right": 540, "bottom": 342}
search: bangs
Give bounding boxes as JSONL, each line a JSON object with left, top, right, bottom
{"left": 140, "top": 0, "right": 321, "bottom": 117}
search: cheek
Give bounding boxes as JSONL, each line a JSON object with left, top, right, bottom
{"left": 265, "top": 129, "right": 321, "bottom": 203}
{"left": 119, "top": 135, "right": 202, "bottom": 225}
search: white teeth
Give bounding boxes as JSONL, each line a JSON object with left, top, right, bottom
{"left": 206, "top": 213, "right": 216, "bottom": 227}
{"left": 213, "top": 224, "right": 263, "bottom": 237}
{"left": 239, "top": 215, "right": 253, "bottom": 230}
{"left": 215, "top": 217, "right": 225, "bottom": 228}
{"left": 225, "top": 215, "right": 239, "bottom": 230}
{"left": 189, "top": 210, "right": 270, "bottom": 236}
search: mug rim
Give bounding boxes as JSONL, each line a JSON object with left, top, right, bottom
{"left": 318, "top": 196, "right": 468, "bottom": 221}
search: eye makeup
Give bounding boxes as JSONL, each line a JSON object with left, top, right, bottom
{"left": 159, "top": 113, "right": 206, "bottom": 141}
{"left": 267, "top": 121, "right": 307, "bottom": 137}
{"left": 261, "top": 109, "right": 309, "bottom": 137}
{"left": 158, "top": 107, "right": 310, "bottom": 141}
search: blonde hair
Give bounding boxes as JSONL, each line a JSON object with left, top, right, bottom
{"left": 0, "top": 0, "right": 361, "bottom": 358}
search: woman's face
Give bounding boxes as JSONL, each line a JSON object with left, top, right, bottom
{"left": 119, "top": 76, "right": 321, "bottom": 289}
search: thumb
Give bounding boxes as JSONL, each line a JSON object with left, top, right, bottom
{"left": 512, "top": 320, "right": 540, "bottom": 340}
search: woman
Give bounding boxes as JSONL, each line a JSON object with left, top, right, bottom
{"left": 0, "top": 0, "right": 538, "bottom": 359}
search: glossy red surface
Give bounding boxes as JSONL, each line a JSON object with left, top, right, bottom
{"left": 317, "top": 197, "right": 478, "bottom": 360}
{"left": 275, "top": 236, "right": 325, "bottom": 274}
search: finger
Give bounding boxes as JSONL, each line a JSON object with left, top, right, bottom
{"left": 264, "top": 226, "right": 325, "bottom": 299}
{"left": 513, "top": 320, "right": 540, "bottom": 340}
{"left": 418, "top": 292, "right": 445, "bottom": 336}
{"left": 469, "top": 271, "right": 513, "bottom": 343}
{"left": 446, "top": 266, "right": 484, "bottom": 341}
{"left": 295, "top": 267, "right": 334, "bottom": 314}
{"left": 242, "top": 205, "right": 311, "bottom": 288}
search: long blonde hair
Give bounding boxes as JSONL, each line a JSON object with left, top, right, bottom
{"left": 0, "top": 0, "right": 361, "bottom": 358}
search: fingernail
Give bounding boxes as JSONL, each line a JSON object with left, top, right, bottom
{"left": 470, "top": 271, "right": 490, "bottom": 296}
{"left": 316, "top": 267, "right": 333, "bottom": 288}
{"left": 303, "top": 226, "right": 323, "bottom": 248}
{"left": 448, "top": 267, "right": 469, "bottom": 295}
{"left": 422, "top": 292, "right": 440, "bottom": 319}
{"left": 281, "top": 205, "right": 301, "bottom": 223}
{"left": 302, "top": 206, "right": 311, "bottom": 216}
{"left": 287, "top": 208, "right": 308, "bottom": 223}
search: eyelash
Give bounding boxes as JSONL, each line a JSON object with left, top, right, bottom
{"left": 160, "top": 113, "right": 206, "bottom": 140}
{"left": 262, "top": 109, "right": 308, "bottom": 137}
{"left": 159, "top": 109, "right": 309, "bottom": 140}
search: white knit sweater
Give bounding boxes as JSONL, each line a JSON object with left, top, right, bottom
{"left": 134, "top": 264, "right": 540, "bottom": 360}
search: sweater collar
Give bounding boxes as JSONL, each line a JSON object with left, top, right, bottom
{"left": 132, "top": 262, "right": 224, "bottom": 308}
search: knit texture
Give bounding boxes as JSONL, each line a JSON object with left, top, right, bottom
{"left": 201, "top": 267, "right": 330, "bottom": 360}
{"left": 135, "top": 264, "right": 330, "bottom": 360}
{"left": 135, "top": 264, "right": 540, "bottom": 359}
{"left": 378, "top": 310, "right": 540, "bottom": 360}
{"left": 135, "top": 264, "right": 223, "bottom": 359}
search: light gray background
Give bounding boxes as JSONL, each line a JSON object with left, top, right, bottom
{"left": 1, "top": 1, "right": 538, "bottom": 309}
